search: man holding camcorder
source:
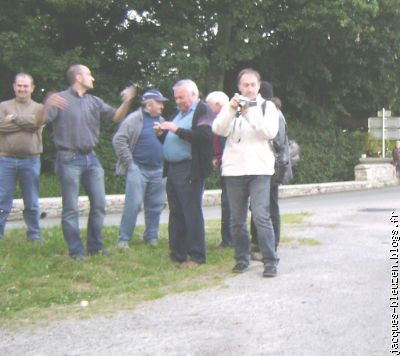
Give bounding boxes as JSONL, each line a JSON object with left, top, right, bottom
{"left": 212, "top": 68, "right": 279, "bottom": 278}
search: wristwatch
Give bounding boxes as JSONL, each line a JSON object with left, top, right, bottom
{"left": 10, "top": 114, "right": 17, "bottom": 123}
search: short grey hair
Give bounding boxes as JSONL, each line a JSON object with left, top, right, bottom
{"left": 14, "top": 72, "right": 34, "bottom": 85}
{"left": 237, "top": 68, "right": 261, "bottom": 84}
{"left": 173, "top": 79, "right": 199, "bottom": 97}
{"left": 205, "top": 91, "right": 229, "bottom": 106}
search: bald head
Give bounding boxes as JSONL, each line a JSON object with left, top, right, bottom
{"left": 66, "top": 64, "right": 95, "bottom": 93}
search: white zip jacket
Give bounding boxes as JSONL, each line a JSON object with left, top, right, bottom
{"left": 212, "top": 94, "right": 279, "bottom": 176}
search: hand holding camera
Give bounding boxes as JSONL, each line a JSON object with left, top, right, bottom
{"left": 230, "top": 93, "right": 257, "bottom": 115}
{"left": 238, "top": 95, "right": 257, "bottom": 109}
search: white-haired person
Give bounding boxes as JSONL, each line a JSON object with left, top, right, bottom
{"left": 154, "top": 79, "right": 214, "bottom": 268}
{"left": 206, "top": 91, "right": 232, "bottom": 249}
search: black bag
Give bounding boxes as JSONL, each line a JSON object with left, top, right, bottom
{"left": 262, "top": 100, "right": 300, "bottom": 184}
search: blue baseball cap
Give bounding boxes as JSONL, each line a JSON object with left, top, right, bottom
{"left": 141, "top": 89, "right": 168, "bottom": 102}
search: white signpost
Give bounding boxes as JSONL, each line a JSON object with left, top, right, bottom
{"left": 368, "top": 108, "right": 400, "bottom": 158}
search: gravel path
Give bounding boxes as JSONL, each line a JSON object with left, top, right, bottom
{"left": 0, "top": 206, "right": 390, "bottom": 355}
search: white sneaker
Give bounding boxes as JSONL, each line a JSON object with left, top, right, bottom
{"left": 146, "top": 239, "right": 158, "bottom": 247}
{"left": 117, "top": 241, "right": 129, "bottom": 249}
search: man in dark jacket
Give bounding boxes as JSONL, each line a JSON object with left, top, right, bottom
{"left": 155, "top": 79, "right": 214, "bottom": 268}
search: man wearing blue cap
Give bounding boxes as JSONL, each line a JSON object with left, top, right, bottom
{"left": 113, "top": 89, "right": 168, "bottom": 248}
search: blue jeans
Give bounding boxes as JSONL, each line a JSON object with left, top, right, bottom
{"left": 55, "top": 151, "right": 105, "bottom": 257}
{"left": 166, "top": 161, "right": 206, "bottom": 264}
{"left": 0, "top": 156, "right": 40, "bottom": 239}
{"left": 118, "top": 164, "right": 165, "bottom": 243}
{"left": 225, "top": 175, "right": 278, "bottom": 267}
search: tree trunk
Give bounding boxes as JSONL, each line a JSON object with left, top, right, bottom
{"left": 204, "top": 14, "right": 233, "bottom": 94}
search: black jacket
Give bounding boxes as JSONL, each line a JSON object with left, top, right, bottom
{"left": 163, "top": 101, "right": 214, "bottom": 179}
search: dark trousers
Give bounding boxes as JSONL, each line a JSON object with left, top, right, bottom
{"left": 251, "top": 182, "right": 280, "bottom": 251}
{"left": 220, "top": 176, "right": 232, "bottom": 247}
{"left": 225, "top": 175, "right": 277, "bottom": 266}
{"left": 166, "top": 161, "right": 206, "bottom": 264}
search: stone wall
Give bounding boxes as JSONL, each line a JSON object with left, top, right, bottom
{"left": 8, "top": 178, "right": 398, "bottom": 222}
{"left": 354, "top": 158, "right": 396, "bottom": 182}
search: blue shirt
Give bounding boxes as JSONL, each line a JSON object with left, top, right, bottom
{"left": 133, "top": 110, "right": 163, "bottom": 169}
{"left": 163, "top": 100, "right": 199, "bottom": 162}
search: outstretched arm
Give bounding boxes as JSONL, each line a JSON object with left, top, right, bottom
{"left": 35, "top": 93, "right": 68, "bottom": 126}
{"left": 111, "top": 86, "right": 137, "bottom": 123}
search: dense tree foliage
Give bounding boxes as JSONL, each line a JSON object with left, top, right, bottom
{"left": 1, "top": 0, "right": 398, "bottom": 191}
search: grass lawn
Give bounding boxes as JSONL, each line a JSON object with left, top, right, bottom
{"left": 0, "top": 214, "right": 312, "bottom": 327}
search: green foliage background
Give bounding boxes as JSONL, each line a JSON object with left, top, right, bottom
{"left": 1, "top": 0, "right": 399, "bottom": 196}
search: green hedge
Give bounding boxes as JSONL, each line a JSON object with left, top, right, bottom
{"left": 288, "top": 120, "right": 365, "bottom": 184}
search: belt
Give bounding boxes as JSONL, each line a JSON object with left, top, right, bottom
{"left": 58, "top": 147, "right": 93, "bottom": 155}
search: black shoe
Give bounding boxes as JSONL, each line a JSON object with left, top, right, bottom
{"left": 232, "top": 262, "right": 248, "bottom": 273}
{"left": 170, "top": 254, "right": 185, "bottom": 264}
{"left": 263, "top": 265, "right": 277, "bottom": 278}
{"left": 217, "top": 242, "right": 232, "bottom": 250}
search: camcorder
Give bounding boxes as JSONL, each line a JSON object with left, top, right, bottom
{"left": 238, "top": 95, "right": 257, "bottom": 109}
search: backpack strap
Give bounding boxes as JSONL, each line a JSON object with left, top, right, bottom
{"left": 261, "top": 99, "right": 277, "bottom": 156}
{"left": 261, "top": 100, "right": 267, "bottom": 116}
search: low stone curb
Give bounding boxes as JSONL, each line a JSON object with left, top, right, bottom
{"left": 8, "top": 179, "right": 398, "bottom": 222}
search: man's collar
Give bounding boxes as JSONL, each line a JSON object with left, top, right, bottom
{"left": 14, "top": 98, "right": 31, "bottom": 104}
{"left": 180, "top": 98, "right": 199, "bottom": 114}
{"left": 142, "top": 107, "right": 159, "bottom": 119}
{"left": 69, "top": 87, "right": 87, "bottom": 98}
{"left": 190, "top": 98, "right": 200, "bottom": 111}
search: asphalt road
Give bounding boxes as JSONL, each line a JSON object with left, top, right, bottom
{"left": 1, "top": 185, "right": 398, "bottom": 355}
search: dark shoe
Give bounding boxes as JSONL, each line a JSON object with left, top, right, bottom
{"left": 232, "top": 262, "right": 248, "bottom": 273}
{"left": 179, "top": 260, "right": 201, "bottom": 269}
{"left": 263, "top": 265, "right": 277, "bottom": 278}
{"left": 217, "top": 242, "right": 232, "bottom": 250}
{"left": 170, "top": 253, "right": 185, "bottom": 264}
